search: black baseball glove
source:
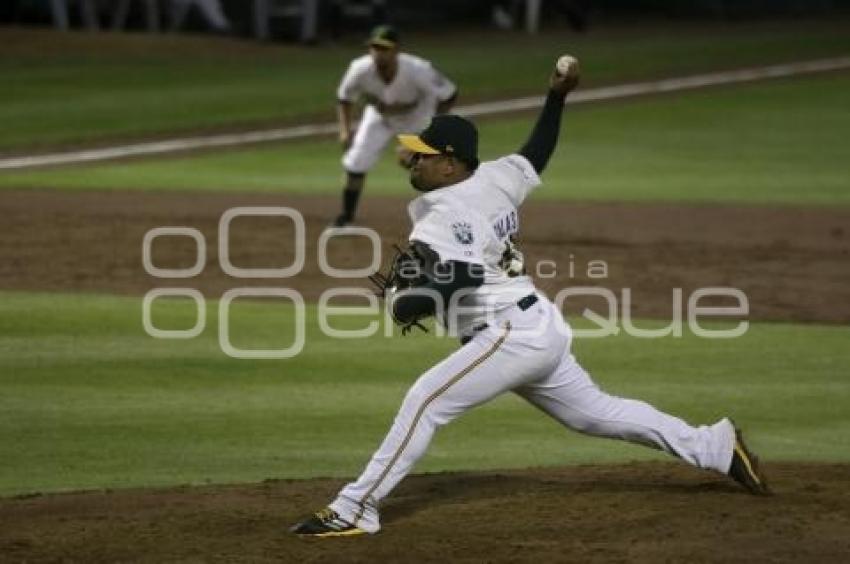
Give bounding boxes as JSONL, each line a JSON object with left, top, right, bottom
{"left": 368, "top": 241, "right": 438, "bottom": 335}
{"left": 369, "top": 243, "right": 423, "bottom": 296}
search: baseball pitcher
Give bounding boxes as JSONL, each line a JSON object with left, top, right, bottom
{"left": 292, "top": 55, "right": 769, "bottom": 537}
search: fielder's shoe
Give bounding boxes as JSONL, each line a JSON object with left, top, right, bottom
{"left": 331, "top": 213, "right": 352, "bottom": 228}
{"left": 290, "top": 507, "right": 366, "bottom": 537}
{"left": 324, "top": 214, "right": 360, "bottom": 235}
{"left": 728, "top": 426, "right": 771, "bottom": 495}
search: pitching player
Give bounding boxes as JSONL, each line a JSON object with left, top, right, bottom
{"left": 330, "top": 25, "right": 458, "bottom": 228}
{"left": 292, "top": 56, "right": 770, "bottom": 537}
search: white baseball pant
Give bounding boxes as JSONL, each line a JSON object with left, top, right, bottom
{"left": 329, "top": 296, "right": 736, "bottom": 533}
{"left": 343, "top": 105, "right": 432, "bottom": 174}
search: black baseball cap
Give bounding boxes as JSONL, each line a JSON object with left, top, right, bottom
{"left": 367, "top": 25, "right": 399, "bottom": 49}
{"left": 398, "top": 115, "right": 480, "bottom": 169}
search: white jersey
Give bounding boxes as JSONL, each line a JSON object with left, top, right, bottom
{"left": 337, "top": 53, "right": 456, "bottom": 130}
{"left": 407, "top": 154, "right": 542, "bottom": 336}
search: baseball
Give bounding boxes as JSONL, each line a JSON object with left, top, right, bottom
{"left": 556, "top": 54, "right": 579, "bottom": 76}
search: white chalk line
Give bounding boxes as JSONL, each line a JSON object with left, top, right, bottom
{"left": 2, "top": 56, "right": 848, "bottom": 171}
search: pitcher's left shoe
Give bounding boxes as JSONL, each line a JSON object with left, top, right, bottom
{"left": 728, "top": 426, "right": 771, "bottom": 495}
{"left": 290, "top": 507, "right": 366, "bottom": 537}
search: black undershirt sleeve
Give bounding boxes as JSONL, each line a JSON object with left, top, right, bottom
{"left": 518, "top": 89, "right": 567, "bottom": 174}
{"left": 392, "top": 261, "right": 484, "bottom": 324}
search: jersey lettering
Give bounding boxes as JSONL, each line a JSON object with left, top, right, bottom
{"left": 492, "top": 210, "right": 518, "bottom": 240}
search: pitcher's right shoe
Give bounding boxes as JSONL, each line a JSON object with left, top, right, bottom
{"left": 728, "top": 426, "right": 771, "bottom": 495}
{"left": 290, "top": 507, "right": 366, "bottom": 537}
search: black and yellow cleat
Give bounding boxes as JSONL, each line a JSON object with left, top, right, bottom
{"left": 728, "top": 427, "right": 771, "bottom": 495}
{"left": 290, "top": 508, "right": 366, "bottom": 537}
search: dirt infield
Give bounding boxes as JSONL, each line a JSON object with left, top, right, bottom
{"left": 1, "top": 189, "right": 849, "bottom": 322}
{"left": 1, "top": 462, "right": 848, "bottom": 562}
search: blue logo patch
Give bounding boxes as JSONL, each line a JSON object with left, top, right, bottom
{"left": 452, "top": 222, "right": 474, "bottom": 245}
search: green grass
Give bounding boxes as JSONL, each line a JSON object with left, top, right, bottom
{"left": 2, "top": 19, "right": 850, "bottom": 150}
{"left": 1, "top": 291, "right": 847, "bottom": 497}
{"left": 3, "top": 73, "right": 848, "bottom": 205}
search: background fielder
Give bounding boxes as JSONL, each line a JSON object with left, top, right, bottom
{"left": 331, "top": 25, "right": 458, "bottom": 228}
{"left": 293, "top": 56, "right": 770, "bottom": 537}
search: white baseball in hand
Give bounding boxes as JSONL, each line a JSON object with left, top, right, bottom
{"left": 556, "top": 54, "right": 579, "bottom": 77}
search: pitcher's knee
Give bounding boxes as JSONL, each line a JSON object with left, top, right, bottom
{"left": 399, "top": 389, "right": 456, "bottom": 427}
{"left": 401, "top": 387, "right": 428, "bottom": 411}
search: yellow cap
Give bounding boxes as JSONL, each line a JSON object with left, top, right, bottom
{"left": 397, "top": 134, "right": 440, "bottom": 155}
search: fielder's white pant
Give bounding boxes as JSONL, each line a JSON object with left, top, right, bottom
{"left": 343, "top": 105, "right": 432, "bottom": 174}
{"left": 330, "top": 296, "right": 736, "bottom": 533}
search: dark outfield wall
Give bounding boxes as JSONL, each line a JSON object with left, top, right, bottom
{"left": 3, "top": 0, "right": 849, "bottom": 33}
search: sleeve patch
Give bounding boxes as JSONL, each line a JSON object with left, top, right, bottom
{"left": 451, "top": 221, "right": 474, "bottom": 245}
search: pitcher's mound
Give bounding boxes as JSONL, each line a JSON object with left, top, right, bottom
{"left": 1, "top": 461, "right": 848, "bottom": 562}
